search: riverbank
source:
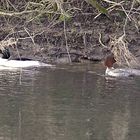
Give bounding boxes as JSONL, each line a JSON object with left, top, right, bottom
{"left": 0, "top": 1, "right": 139, "bottom": 64}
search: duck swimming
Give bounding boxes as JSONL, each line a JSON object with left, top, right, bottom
{"left": 0, "top": 48, "right": 53, "bottom": 68}
{"left": 104, "top": 55, "right": 140, "bottom": 77}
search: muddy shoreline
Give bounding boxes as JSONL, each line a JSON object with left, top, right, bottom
{"left": 0, "top": 2, "right": 140, "bottom": 64}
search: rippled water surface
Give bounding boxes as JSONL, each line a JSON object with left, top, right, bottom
{"left": 0, "top": 63, "right": 140, "bottom": 140}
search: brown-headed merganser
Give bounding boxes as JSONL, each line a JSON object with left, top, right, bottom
{"left": 0, "top": 48, "right": 53, "bottom": 68}
{"left": 104, "top": 55, "right": 140, "bottom": 77}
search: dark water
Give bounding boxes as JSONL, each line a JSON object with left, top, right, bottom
{"left": 0, "top": 63, "right": 140, "bottom": 140}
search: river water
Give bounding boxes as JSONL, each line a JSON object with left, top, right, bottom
{"left": 0, "top": 63, "right": 139, "bottom": 140}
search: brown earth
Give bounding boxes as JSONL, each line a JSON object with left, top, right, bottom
{"left": 0, "top": 1, "right": 140, "bottom": 64}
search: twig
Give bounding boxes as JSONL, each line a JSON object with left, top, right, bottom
{"left": 94, "top": 1, "right": 124, "bottom": 19}
{"left": 0, "top": 10, "right": 61, "bottom": 16}
{"left": 123, "top": 0, "right": 135, "bottom": 35}
{"left": 63, "top": 19, "right": 71, "bottom": 63}
{"left": 24, "top": 27, "right": 36, "bottom": 47}
{"left": 98, "top": 33, "right": 107, "bottom": 48}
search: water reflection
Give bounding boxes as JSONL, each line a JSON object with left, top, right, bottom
{"left": 0, "top": 64, "right": 139, "bottom": 140}
{"left": 111, "top": 101, "right": 130, "bottom": 140}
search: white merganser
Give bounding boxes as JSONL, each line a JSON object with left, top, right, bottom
{"left": 104, "top": 55, "right": 140, "bottom": 77}
{"left": 0, "top": 48, "right": 53, "bottom": 68}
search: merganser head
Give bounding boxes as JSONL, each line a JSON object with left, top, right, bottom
{"left": 104, "top": 55, "right": 116, "bottom": 68}
{"left": 0, "top": 48, "right": 10, "bottom": 59}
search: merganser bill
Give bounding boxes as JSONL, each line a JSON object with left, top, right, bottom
{"left": 0, "top": 48, "right": 53, "bottom": 68}
{"left": 104, "top": 55, "right": 140, "bottom": 77}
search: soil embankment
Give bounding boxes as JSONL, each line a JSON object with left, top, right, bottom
{"left": 0, "top": 1, "right": 139, "bottom": 64}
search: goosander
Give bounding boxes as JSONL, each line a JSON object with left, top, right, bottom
{"left": 104, "top": 55, "right": 140, "bottom": 77}
{"left": 0, "top": 48, "right": 53, "bottom": 68}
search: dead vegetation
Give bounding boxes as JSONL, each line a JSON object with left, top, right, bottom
{"left": 0, "top": 38, "right": 17, "bottom": 52}
{"left": 0, "top": 0, "right": 140, "bottom": 64}
{"left": 108, "top": 0, "right": 140, "bottom": 67}
{"left": 110, "top": 35, "right": 139, "bottom": 68}
{"left": 97, "top": 0, "right": 140, "bottom": 67}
